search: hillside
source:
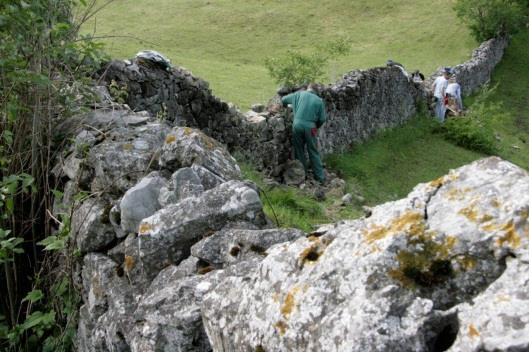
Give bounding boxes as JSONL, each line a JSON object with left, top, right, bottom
{"left": 85, "top": 0, "right": 475, "bottom": 108}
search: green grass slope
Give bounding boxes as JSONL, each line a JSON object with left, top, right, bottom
{"left": 484, "top": 30, "right": 529, "bottom": 169}
{"left": 86, "top": 0, "right": 475, "bottom": 108}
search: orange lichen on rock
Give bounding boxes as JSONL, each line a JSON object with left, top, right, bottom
{"left": 165, "top": 134, "right": 176, "bottom": 144}
{"left": 364, "top": 212, "right": 425, "bottom": 244}
{"left": 429, "top": 176, "right": 445, "bottom": 189}
{"left": 124, "top": 255, "right": 135, "bottom": 273}
{"left": 138, "top": 222, "right": 153, "bottom": 235}
{"left": 490, "top": 198, "right": 501, "bottom": 208}
{"left": 468, "top": 324, "right": 480, "bottom": 338}
{"left": 496, "top": 221, "right": 521, "bottom": 248}
{"left": 274, "top": 320, "right": 288, "bottom": 336}
{"left": 299, "top": 237, "right": 328, "bottom": 266}
{"left": 281, "top": 286, "right": 301, "bottom": 318}
{"left": 122, "top": 143, "right": 133, "bottom": 151}
{"left": 446, "top": 187, "right": 471, "bottom": 201}
{"left": 458, "top": 204, "right": 479, "bottom": 222}
{"left": 183, "top": 127, "right": 193, "bottom": 136}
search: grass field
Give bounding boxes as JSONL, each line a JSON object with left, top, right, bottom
{"left": 85, "top": 0, "right": 475, "bottom": 108}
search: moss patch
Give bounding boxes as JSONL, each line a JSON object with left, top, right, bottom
{"left": 389, "top": 230, "right": 458, "bottom": 288}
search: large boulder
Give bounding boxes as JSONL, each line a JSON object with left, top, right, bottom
{"left": 160, "top": 127, "right": 241, "bottom": 181}
{"left": 202, "top": 157, "right": 529, "bottom": 352}
{"left": 128, "top": 180, "right": 267, "bottom": 281}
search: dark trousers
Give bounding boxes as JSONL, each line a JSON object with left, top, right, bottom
{"left": 292, "top": 125, "right": 325, "bottom": 183}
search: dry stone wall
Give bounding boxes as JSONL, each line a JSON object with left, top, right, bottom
{"left": 99, "top": 36, "right": 507, "bottom": 178}
{"left": 426, "top": 36, "right": 508, "bottom": 95}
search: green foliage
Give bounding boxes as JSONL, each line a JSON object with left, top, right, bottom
{"left": 435, "top": 117, "right": 497, "bottom": 154}
{"left": 435, "top": 87, "right": 499, "bottom": 154}
{"left": 1, "top": 0, "right": 106, "bottom": 350}
{"left": 454, "top": 0, "right": 528, "bottom": 41}
{"left": 108, "top": 79, "right": 129, "bottom": 104}
{"left": 265, "top": 38, "right": 350, "bottom": 88}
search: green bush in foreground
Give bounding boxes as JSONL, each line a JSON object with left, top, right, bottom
{"left": 454, "top": 0, "right": 528, "bottom": 41}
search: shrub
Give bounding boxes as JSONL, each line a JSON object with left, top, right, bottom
{"left": 436, "top": 117, "right": 497, "bottom": 154}
{"left": 454, "top": 0, "right": 528, "bottom": 41}
{"left": 265, "top": 38, "right": 350, "bottom": 88}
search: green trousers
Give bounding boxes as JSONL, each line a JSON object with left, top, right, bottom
{"left": 292, "top": 125, "right": 325, "bottom": 183}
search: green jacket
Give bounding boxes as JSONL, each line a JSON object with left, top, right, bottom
{"left": 281, "top": 90, "right": 326, "bottom": 129}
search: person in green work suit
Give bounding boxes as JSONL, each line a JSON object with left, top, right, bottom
{"left": 281, "top": 83, "right": 327, "bottom": 184}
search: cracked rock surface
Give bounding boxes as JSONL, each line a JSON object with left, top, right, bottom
{"left": 202, "top": 157, "right": 529, "bottom": 352}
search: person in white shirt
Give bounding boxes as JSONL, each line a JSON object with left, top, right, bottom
{"left": 445, "top": 76, "right": 463, "bottom": 112}
{"left": 431, "top": 67, "right": 451, "bottom": 122}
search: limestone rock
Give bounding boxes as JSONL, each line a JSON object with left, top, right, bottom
{"left": 88, "top": 122, "right": 170, "bottom": 193}
{"left": 172, "top": 167, "right": 205, "bottom": 201}
{"left": 72, "top": 198, "right": 115, "bottom": 253}
{"left": 202, "top": 157, "right": 529, "bottom": 352}
{"left": 130, "top": 180, "right": 266, "bottom": 281}
{"left": 283, "top": 159, "right": 306, "bottom": 186}
{"left": 160, "top": 127, "right": 241, "bottom": 181}
{"left": 191, "top": 228, "right": 305, "bottom": 268}
{"left": 120, "top": 172, "right": 167, "bottom": 233}
{"left": 78, "top": 253, "right": 136, "bottom": 352}
{"left": 448, "top": 257, "right": 529, "bottom": 352}
{"left": 191, "top": 163, "right": 225, "bottom": 190}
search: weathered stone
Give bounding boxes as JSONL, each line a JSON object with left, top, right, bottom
{"left": 79, "top": 254, "right": 136, "bottom": 352}
{"left": 72, "top": 198, "right": 115, "bottom": 253}
{"left": 191, "top": 163, "right": 225, "bottom": 190}
{"left": 157, "top": 186, "right": 178, "bottom": 208}
{"left": 172, "top": 167, "right": 205, "bottom": 201}
{"left": 447, "top": 257, "right": 529, "bottom": 352}
{"left": 62, "top": 154, "right": 92, "bottom": 186}
{"left": 191, "top": 228, "right": 305, "bottom": 268}
{"left": 202, "top": 157, "right": 529, "bottom": 352}
{"left": 160, "top": 127, "right": 241, "bottom": 181}
{"left": 129, "top": 274, "right": 213, "bottom": 352}
{"left": 88, "top": 122, "right": 170, "bottom": 193}
{"left": 120, "top": 172, "right": 167, "bottom": 233}
{"left": 283, "top": 159, "right": 306, "bottom": 186}
{"left": 341, "top": 193, "right": 353, "bottom": 205}
{"left": 81, "top": 253, "right": 118, "bottom": 319}
{"left": 130, "top": 180, "right": 266, "bottom": 281}
{"left": 52, "top": 180, "right": 79, "bottom": 216}
{"left": 74, "top": 130, "right": 98, "bottom": 157}
{"left": 251, "top": 104, "right": 265, "bottom": 113}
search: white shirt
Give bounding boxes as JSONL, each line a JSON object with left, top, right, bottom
{"left": 445, "top": 83, "right": 461, "bottom": 99}
{"left": 446, "top": 82, "right": 463, "bottom": 109}
{"left": 432, "top": 76, "right": 448, "bottom": 99}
